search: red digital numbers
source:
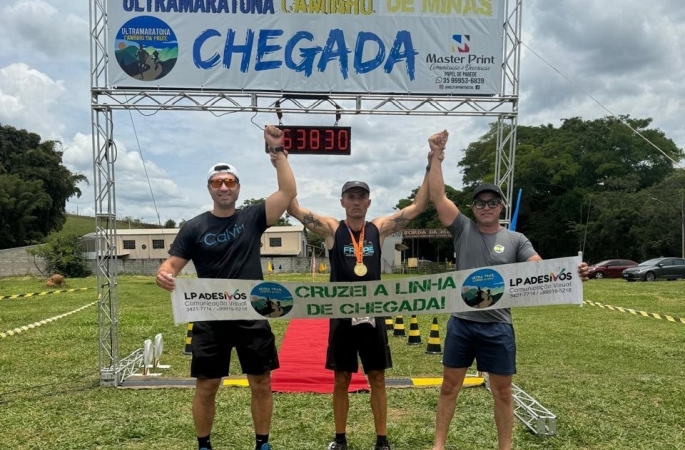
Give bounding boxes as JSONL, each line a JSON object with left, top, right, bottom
{"left": 277, "top": 126, "right": 352, "bottom": 155}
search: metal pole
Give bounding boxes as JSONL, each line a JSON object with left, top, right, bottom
{"left": 582, "top": 200, "right": 592, "bottom": 257}
{"left": 681, "top": 196, "right": 684, "bottom": 259}
{"left": 582, "top": 182, "right": 604, "bottom": 258}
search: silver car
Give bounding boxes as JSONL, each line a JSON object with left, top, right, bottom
{"left": 622, "top": 257, "right": 685, "bottom": 281}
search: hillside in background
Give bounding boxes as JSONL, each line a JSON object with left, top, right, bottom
{"left": 48, "top": 214, "right": 161, "bottom": 239}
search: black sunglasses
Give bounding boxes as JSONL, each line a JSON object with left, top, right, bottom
{"left": 472, "top": 199, "right": 502, "bottom": 209}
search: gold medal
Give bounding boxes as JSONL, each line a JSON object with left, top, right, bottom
{"left": 346, "top": 220, "right": 368, "bottom": 278}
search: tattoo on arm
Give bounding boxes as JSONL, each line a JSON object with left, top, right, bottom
{"left": 303, "top": 213, "right": 323, "bottom": 228}
{"left": 391, "top": 213, "right": 411, "bottom": 231}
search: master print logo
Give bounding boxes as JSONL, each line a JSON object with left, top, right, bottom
{"left": 452, "top": 34, "right": 470, "bottom": 53}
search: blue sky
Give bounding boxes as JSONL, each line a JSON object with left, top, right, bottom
{"left": 0, "top": 0, "right": 683, "bottom": 225}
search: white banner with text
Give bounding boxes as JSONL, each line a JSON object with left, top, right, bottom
{"left": 170, "top": 256, "right": 583, "bottom": 324}
{"left": 107, "top": 0, "right": 504, "bottom": 95}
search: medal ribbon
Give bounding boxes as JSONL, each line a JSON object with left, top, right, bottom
{"left": 345, "top": 221, "right": 365, "bottom": 265}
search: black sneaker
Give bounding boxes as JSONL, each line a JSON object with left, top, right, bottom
{"left": 374, "top": 443, "right": 392, "bottom": 450}
{"left": 327, "top": 441, "right": 348, "bottom": 450}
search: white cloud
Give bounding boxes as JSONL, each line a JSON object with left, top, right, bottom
{"left": 0, "top": 0, "right": 682, "bottom": 225}
{"left": 63, "top": 132, "right": 191, "bottom": 223}
{"left": 520, "top": 0, "right": 685, "bottom": 148}
{"left": 0, "top": 63, "right": 66, "bottom": 138}
{"left": 0, "top": 0, "right": 88, "bottom": 60}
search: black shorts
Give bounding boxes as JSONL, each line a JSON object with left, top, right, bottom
{"left": 325, "top": 318, "right": 392, "bottom": 374}
{"left": 190, "top": 320, "right": 279, "bottom": 378}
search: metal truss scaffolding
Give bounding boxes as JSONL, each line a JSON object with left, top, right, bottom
{"left": 90, "top": 1, "right": 523, "bottom": 386}
{"left": 483, "top": 372, "right": 558, "bottom": 436}
{"left": 512, "top": 383, "right": 558, "bottom": 435}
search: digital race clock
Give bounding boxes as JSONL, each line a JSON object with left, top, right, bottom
{"left": 265, "top": 125, "right": 352, "bottom": 155}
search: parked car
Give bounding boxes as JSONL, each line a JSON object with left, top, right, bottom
{"left": 622, "top": 257, "right": 685, "bottom": 282}
{"left": 588, "top": 259, "right": 638, "bottom": 279}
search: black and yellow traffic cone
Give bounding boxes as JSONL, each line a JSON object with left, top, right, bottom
{"left": 183, "top": 323, "right": 193, "bottom": 355}
{"left": 385, "top": 317, "right": 394, "bottom": 331}
{"left": 407, "top": 315, "right": 422, "bottom": 345}
{"left": 393, "top": 316, "right": 406, "bottom": 337}
{"left": 425, "top": 317, "right": 443, "bottom": 355}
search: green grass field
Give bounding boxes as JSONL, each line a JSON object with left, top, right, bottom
{"left": 49, "top": 214, "right": 161, "bottom": 239}
{"left": 0, "top": 276, "right": 684, "bottom": 449}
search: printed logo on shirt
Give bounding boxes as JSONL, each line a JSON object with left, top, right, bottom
{"left": 493, "top": 244, "right": 505, "bottom": 254}
{"left": 343, "top": 241, "right": 375, "bottom": 258}
{"left": 201, "top": 224, "right": 246, "bottom": 247}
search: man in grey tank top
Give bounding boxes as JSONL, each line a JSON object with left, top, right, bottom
{"left": 426, "top": 134, "right": 589, "bottom": 450}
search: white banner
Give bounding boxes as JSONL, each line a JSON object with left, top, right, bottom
{"left": 171, "top": 256, "right": 583, "bottom": 324}
{"left": 107, "top": 0, "right": 504, "bottom": 95}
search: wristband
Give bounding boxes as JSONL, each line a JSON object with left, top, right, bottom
{"left": 425, "top": 165, "right": 431, "bottom": 172}
{"left": 265, "top": 146, "right": 285, "bottom": 154}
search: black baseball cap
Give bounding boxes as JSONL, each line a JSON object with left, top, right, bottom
{"left": 341, "top": 181, "right": 370, "bottom": 195}
{"left": 472, "top": 183, "right": 503, "bottom": 200}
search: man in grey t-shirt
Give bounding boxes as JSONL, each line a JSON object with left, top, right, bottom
{"left": 426, "top": 134, "right": 588, "bottom": 450}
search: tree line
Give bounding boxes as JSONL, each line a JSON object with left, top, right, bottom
{"left": 397, "top": 116, "right": 684, "bottom": 264}
{"left": 0, "top": 124, "right": 86, "bottom": 249}
{"left": 2, "top": 117, "right": 684, "bottom": 265}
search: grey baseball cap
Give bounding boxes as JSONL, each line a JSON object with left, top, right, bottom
{"left": 341, "top": 181, "right": 370, "bottom": 195}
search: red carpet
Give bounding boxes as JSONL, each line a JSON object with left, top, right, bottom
{"left": 271, "top": 319, "right": 369, "bottom": 393}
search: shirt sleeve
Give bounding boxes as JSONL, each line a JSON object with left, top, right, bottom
{"left": 516, "top": 233, "right": 538, "bottom": 262}
{"left": 169, "top": 219, "right": 196, "bottom": 260}
{"left": 447, "top": 213, "right": 469, "bottom": 240}
{"left": 249, "top": 202, "right": 268, "bottom": 233}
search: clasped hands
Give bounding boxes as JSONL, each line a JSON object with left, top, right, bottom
{"left": 428, "top": 129, "right": 449, "bottom": 164}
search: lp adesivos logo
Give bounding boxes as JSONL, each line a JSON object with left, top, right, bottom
{"left": 452, "top": 34, "right": 470, "bottom": 53}
{"left": 183, "top": 289, "right": 247, "bottom": 300}
{"left": 509, "top": 268, "right": 573, "bottom": 286}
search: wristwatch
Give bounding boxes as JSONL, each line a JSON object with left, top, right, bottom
{"left": 265, "top": 146, "right": 285, "bottom": 154}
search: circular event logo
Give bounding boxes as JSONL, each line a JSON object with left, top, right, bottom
{"left": 460, "top": 268, "right": 505, "bottom": 309}
{"left": 250, "top": 282, "right": 294, "bottom": 319}
{"left": 114, "top": 16, "right": 178, "bottom": 81}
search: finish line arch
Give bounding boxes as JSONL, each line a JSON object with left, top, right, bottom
{"left": 89, "top": 0, "right": 523, "bottom": 386}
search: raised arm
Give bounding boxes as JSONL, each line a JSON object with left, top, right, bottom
{"left": 373, "top": 156, "right": 432, "bottom": 239}
{"left": 263, "top": 125, "right": 297, "bottom": 225}
{"left": 428, "top": 130, "right": 460, "bottom": 227}
{"left": 287, "top": 198, "right": 339, "bottom": 249}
